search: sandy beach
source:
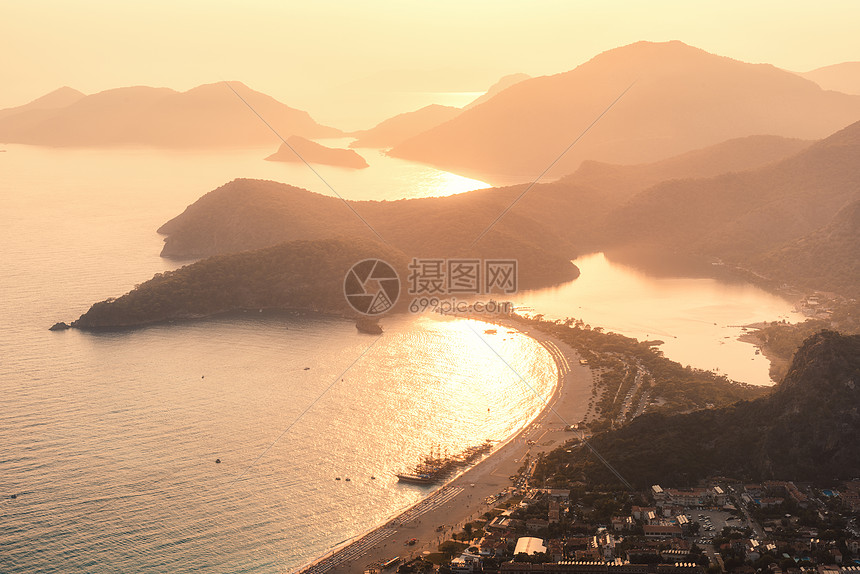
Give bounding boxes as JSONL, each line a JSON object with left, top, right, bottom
{"left": 295, "top": 319, "right": 594, "bottom": 574}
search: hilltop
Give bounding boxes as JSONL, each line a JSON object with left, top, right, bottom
{"left": 389, "top": 41, "right": 860, "bottom": 181}
{"left": 801, "top": 62, "right": 860, "bottom": 95}
{"left": 543, "top": 330, "right": 860, "bottom": 487}
{"left": 72, "top": 239, "right": 408, "bottom": 329}
{"left": 0, "top": 86, "right": 85, "bottom": 120}
{"left": 0, "top": 82, "right": 340, "bottom": 147}
{"left": 156, "top": 179, "right": 580, "bottom": 290}
{"left": 155, "top": 127, "right": 836, "bottom": 292}
{"left": 601, "top": 119, "right": 860, "bottom": 270}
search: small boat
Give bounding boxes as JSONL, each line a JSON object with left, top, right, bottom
{"left": 396, "top": 473, "right": 435, "bottom": 485}
{"left": 356, "top": 317, "right": 384, "bottom": 335}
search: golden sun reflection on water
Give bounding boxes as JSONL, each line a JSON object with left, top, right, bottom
{"left": 409, "top": 168, "right": 490, "bottom": 198}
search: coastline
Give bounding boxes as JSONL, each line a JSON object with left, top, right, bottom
{"left": 293, "top": 315, "right": 594, "bottom": 574}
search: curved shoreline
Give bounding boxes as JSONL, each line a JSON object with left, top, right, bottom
{"left": 292, "top": 316, "right": 594, "bottom": 574}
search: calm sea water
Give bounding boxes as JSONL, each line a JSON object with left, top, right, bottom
{"left": 0, "top": 144, "right": 798, "bottom": 572}
{"left": 0, "top": 145, "right": 548, "bottom": 573}
{"left": 517, "top": 253, "right": 802, "bottom": 385}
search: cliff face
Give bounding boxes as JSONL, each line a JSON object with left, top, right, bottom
{"left": 555, "top": 331, "right": 860, "bottom": 487}
{"left": 759, "top": 331, "right": 860, "bottom": 479}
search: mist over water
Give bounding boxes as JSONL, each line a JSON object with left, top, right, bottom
{"left": 1, "top": 144, "right": 799, "bottom": 571}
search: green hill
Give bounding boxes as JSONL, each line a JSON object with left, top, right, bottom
{"left": 543, "top": 331, "right": 860, "bottom": 487}
{"left": 754, "top": 199, "right": 860, "bottom": 297}
{"left": 602, "top": 119, "right": 860, "bottom": 269}
{"left": 72, "top": 239, "right": 408, "bottom": 329}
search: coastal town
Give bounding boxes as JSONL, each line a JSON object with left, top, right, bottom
{"left": 294, "top": 317, "right": 860, "bottom": 574}
{"left": 347, "top": 476, "right": 860, "bottom": 574}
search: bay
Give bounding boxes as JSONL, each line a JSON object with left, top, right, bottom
{"left": 0, "top": 143, "right": 800, "bottom": 572}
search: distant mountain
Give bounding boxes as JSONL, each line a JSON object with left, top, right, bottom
{"left": 389, "top": 41, "right": 860, "bottom": 182}
{"left": 266, "top": 135, "right": 368, "bottom": 168}
{"left": 549, "top": 330, "right": 860, "bottom": 487}
{"left": 602, "top": 119, "right": 860, "bottom": 267}
{"left": 349, "top": 74, "right": 530, "bottom": 149}
{"left": 156, "top": 178, "right": 580, "bottom": 290}
{"left": 565, "top": 135, "right": 812, "bottom": 194}
{"left": 155, "top": 132, "right": 819, "bottom": 288}
{"left": 0, "top": 86, "right": 85, "bottom": 120}
{"left": 523, "top": 135, "right": 810, "bottom": 255}
{"left": 349, "top": 104, "right": 461, "bottom": 149}
{"left": 801, "top": 62, "right": 860, "bottom": 95}
{"left": 0, "top": 82, "right": 340, "bottom": 147}
{"left": 463, "top": 73, "right": 530, "bottom": 110}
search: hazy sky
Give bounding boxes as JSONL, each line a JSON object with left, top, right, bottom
{"left": 4, "top": 1, "right": 858, "bottom": 127}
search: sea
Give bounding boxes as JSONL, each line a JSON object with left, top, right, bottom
{"left": 0, "top": 142, "right": 800, "bottom": 573}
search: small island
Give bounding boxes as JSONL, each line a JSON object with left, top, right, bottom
{"left": 265, "top": 135, "right": 369, "bottom": 169}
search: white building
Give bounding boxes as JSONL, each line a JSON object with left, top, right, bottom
{"left": 515, "top": 537, "right": 547, "bottom": 556}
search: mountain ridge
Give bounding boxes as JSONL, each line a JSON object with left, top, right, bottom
{"left": 0, "top": 82, "right": 341, "bottom": 147}
{"left": 543, "top": 330, "right": 860, "bottom": 487}
{"left": 389, "top": 41, "right": 860, "bottom": 181}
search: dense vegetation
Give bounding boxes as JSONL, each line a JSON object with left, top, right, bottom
{"left": 754, "top": 199, "right": 860, "bottom": 298}
{"left": 157, "top": 178, "right": 581, "bottom": 290}
{"left": 535, "top": 330, "right": 860, "bottom": 488}
{"left": 522, "top": 317, "right": 767, "bottom": 423}
{"left": 157, "top": 120, "right": 860, "bottom": 304}
{"left": 73, "top": 238, "right": 408, "bottom": 329}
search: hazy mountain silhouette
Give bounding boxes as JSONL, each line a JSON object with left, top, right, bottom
{"left": 156, "top": 178, "right": 580, "bottom": 290}
{"left": 602, "top": 119, "right": 860, "bottom": 265}
{"left": 0, "top": 86, "right": 85, "bottom": 120}
{"left": 160, "top": 131, "right": 810, "bottom": 259}
{"left": 463, "top": 73, "right": 530, "bottom": 110}
{"left": 155, "top": 130, "right": 814, "bottom": 290}
{"left": 349, "top": 104, "right": 461, "bottom": 149}
{"left": 266, "top": 135, "right": 368, "bottom": 168}
{"left": 349, "top": 74, "right": 530, "bottom": 149}
{"left": 159, "top": 117, "right": 860, "bottom": 298}
{"left": 554, "top": 330, "right": 860, "bottom": 486}
{"left": 389, "top": 41, "right": 860, "bottom": 182}
{"left": 0, "top": 82, "right": 340, "bottom": 147}
{"left": 801, "top": 62, "right": 860, "bottom": 95}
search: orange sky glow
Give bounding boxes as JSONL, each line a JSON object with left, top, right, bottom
{"left": 3, "top": 1, "right": 858, "bottom": 128}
